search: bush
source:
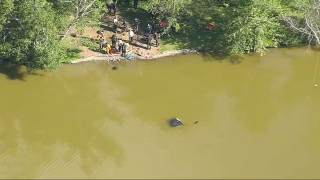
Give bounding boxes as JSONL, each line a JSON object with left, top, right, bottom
{"left": 63, "top": 47, "right": 82, "bottom": 63}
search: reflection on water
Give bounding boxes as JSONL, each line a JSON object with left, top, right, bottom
{"left": 0, "top": 47, "right": 320, "bottom": 178}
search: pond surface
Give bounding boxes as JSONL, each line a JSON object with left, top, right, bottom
{"left": 1, "top": 47, "right": 320, "bottom": 178}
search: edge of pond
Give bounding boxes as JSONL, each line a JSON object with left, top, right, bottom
{"left": 70, "top": 49, "right": 202, "bottom": 64}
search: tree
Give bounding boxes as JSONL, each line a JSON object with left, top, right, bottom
{"left": 141, "top": 0, "right": 193, "bottom": 32}
{"left": 0, "top": 0, "right": 68, "bottom": 72}
{"left": 0, "top": 0, "right": 14, "bottom": 31}
{"left": 281, "top": 0, "right": 320, "bottom": 46}
{"left": 0, "top": 0, "right": 106, "bottom": 72}
{"left": 221, "top": 0, "right": 287, "bottom": 56}
{"left": 57, "top": 0, "right": 106, "bottom": 40}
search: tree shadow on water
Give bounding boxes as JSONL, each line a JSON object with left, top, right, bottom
{"left": 199, "top": 52, "right": 243, "bottom": 64}
{"left": 0, "top": 64, "right": 43, "bottom": 81}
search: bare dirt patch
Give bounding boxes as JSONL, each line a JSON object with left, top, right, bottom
{"left": 69, "top": 10, "right": 161, "bottom": 59}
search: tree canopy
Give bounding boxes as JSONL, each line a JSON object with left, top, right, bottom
{"left": 0, "top": 0, "right": 319, "bottom": 72}
{"left": 0, "top": 0, "right": 105, "bottom": 72}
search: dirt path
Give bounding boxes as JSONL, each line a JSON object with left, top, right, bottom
{"left": 72, "top": 8, "right": 161, "bottom": 59}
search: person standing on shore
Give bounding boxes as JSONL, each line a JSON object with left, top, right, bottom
{"left": 146, "top": 24, "right": 152, "bottom": 34}
{"left": 151, "top": 21, "right": 157, "bottom": 34}
{"left": 121, "top": 43, "right": 128, "bottom": 57}
{"left": 129, "top": 29, "right": 134, "bottom": 43}
{"left": 106, "top": 42, "right": 111, "bottom": 54}
{"left": 133, "top": 18, "right": 140, "bottom": 32}
{"left": 107, "top": 0, "right": 113, "bottom": 13}
{"left": 147, "top": 34, "right": 152, "bottom": 50}
{"left": 158, "top": 20, "right": 165, "bottom": 33}
{"left": 122, "top": 20, "right": 128, "bottom": 32}
{"left": 133, "top": 0, "right": 138, "bottom": 8}
{"left": 114, "top": 17, "right": 118, "bottom": 33}
{"left": 99, "top": 37, "right": 105, "bottom": 49}
{"left": 118, "top": 38, "right": 123, "bottom": 53}
{"left": 112, "top": 0, "right": 118, "bottom": 16}
{"left": 111, "top": 34, "right": 118, "bottom": 49}
{"left": 154, "top": 32, "right": 159, "bottom": 47}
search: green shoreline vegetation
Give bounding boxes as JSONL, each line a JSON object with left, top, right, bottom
{"left": 0, "top": 0, "right": 319, "bottom": 72}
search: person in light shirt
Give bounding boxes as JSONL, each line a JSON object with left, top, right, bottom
{"left": 118, "top": 38, "right": 123, "bottom": 53}
{"left": 129, "top": 29, "right": 134, "bottom": 43}
{"left": 113, "top": 17, "right": 118, "bottom": 32}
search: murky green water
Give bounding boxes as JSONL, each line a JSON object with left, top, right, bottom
{"left": 1, "top": 47, "right": 320, "bottom": 179}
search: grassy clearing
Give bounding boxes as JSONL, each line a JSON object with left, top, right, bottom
{"left": 117, "top": 2, "right": 227, "bottom": 52}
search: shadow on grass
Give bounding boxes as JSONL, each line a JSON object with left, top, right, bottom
{"left": 0, "top": 63, "right": 44, "bottom": 81}
{"left": 99, "top": 24, "right": 116, "bottom": 34}
{"left": 117, "top": 3, "right": 156, "bottom": 36}
{"left": 115, "top": 3, "right": 244, "bottom": 64}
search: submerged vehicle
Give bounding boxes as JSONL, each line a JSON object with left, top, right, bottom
{"left": 169, "top": 117, "right": 183, "bottom": 127}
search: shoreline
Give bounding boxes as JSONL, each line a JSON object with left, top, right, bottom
{"left": 70, "top": 49, "right": 199, "bottom": 64}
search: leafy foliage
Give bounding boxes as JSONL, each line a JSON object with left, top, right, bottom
{"left": 80, "top": 37, "right": 99, "bottom": 51}
{"left": 221, "top": 0, "right": 285, "bottom": 55}
{"left": 0, "top": 0, "right": 66, "bottom": 72}
{"left": 0, "top": 0, "right": 319, "bottom": 72}
{"left": 281, "top": 0, "right": 320, "bottom": 45}
{"left": 63, "top": 47, "right": 82, "bottom": 63}
{"left": 140, "top": 0, "right": 193, "bottom": 32}
{"left": 0, "top": 0, "right": 105, "bottom": 72}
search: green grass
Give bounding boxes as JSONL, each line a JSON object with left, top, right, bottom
{"left": 117, "top": 2, "right": 227, "bottom": 52}
{"left": 62, "top": 46, "right": 82, "bottom": 63}
{"left": 80, "top": 36, "right": 99, "bottom": 51}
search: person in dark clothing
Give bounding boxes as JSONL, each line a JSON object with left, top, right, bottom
{"left": 151, "top": 21, "right": 157, "bottom": 34}
{"left": 133, "top": 0, "right": 138, "bottom": 8}
{"left": 112, "top": 1, "right": 117, "bottom": 16}
{"left": 154, "top": 32, "right": 159, "bottom": 47}
{"left": 121, "top": 43, "right": 127, "bottom": 57}
{"left": 146, "top": 24, "right": 152, "bottom": 34}
{"left": 111, "top": 34, "right": 118, "bottom": 49}
{"left": 122, "top": 20, "right": 128, "bottom": 32}
{"left": 133, "top": 18, "right": 140, "bottom": 32}
{"left": 107, "top": 1, "right": 113, "bottom": 12}
{"left": 158, "top": 20, "right": 165, "bottom": 33}
{"left": 147, "top": 35, "right": 152, "bottom": 50}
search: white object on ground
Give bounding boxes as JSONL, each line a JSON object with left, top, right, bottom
{"left": 314, "top": 84, "right": 318, "bottom": 87}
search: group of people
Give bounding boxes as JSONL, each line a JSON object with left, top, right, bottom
{"left": 95, "top": 0, "right": 166, "bottom": 56}
{"left": 131, "top": 18, "right": 163, "bottom": 50}
{"left": 97, "top": 30, "right": 129, "bottom": 57}
{"left": 144, "top": 21, "right": 163, "bottom": 50}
